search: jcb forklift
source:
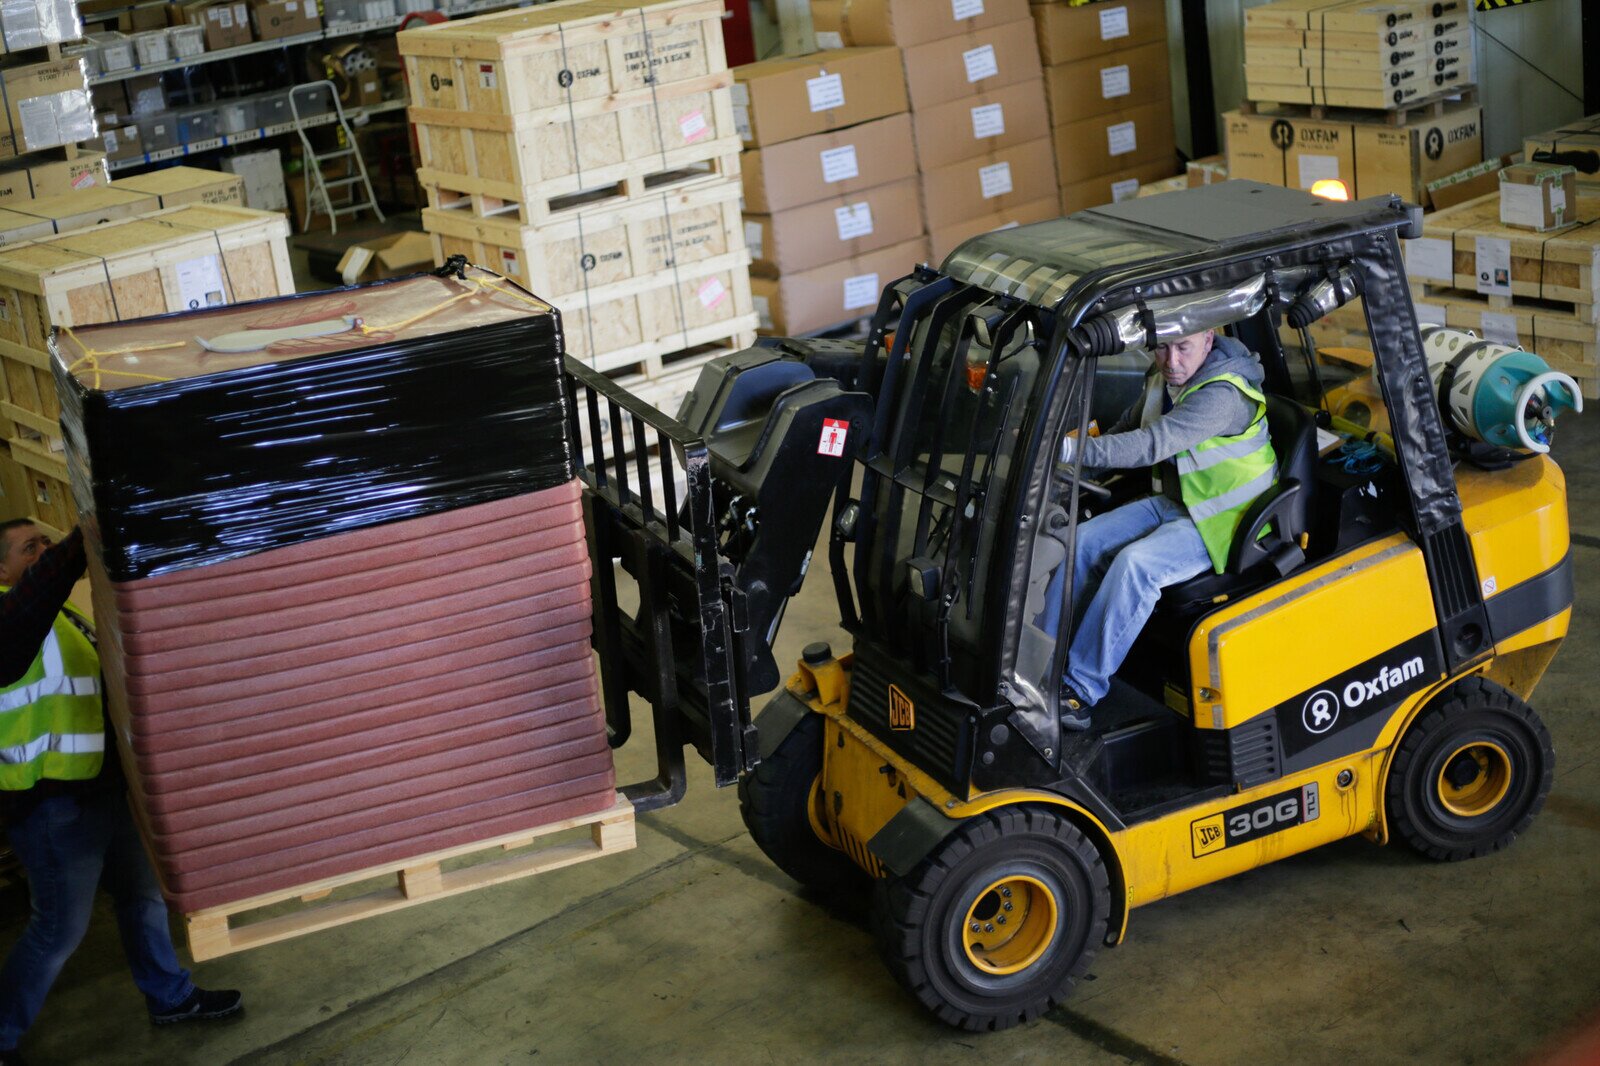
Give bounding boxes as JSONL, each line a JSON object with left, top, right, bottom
{"left": 564, "top": 181, "right": 1572, "bottom": 1031}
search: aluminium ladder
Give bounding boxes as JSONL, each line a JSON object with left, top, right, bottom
{"left": 289, "top": 81, "right": 385, "bottom": 236}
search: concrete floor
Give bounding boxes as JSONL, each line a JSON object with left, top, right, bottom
{"left": 6, "top": 413, "right": 1600, "bottom": 1064}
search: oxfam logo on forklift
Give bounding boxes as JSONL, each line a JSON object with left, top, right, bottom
{"left": 1301, "top": 654, "right": 1427, "bottom": 734}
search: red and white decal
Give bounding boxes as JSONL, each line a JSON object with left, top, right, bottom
{"left": 818, "top": 418, "right": 849, "bottom": 457}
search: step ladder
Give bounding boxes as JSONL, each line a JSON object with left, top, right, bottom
{"left": 289, "top": 81, "right": 385, "bottom": 236}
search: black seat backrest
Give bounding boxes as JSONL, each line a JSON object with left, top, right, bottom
{"left": 1259, "top": 394, "right": 1316, "bottom": 549}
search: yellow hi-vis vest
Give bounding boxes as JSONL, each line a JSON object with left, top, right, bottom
{"left": 0, "top": 587, "right": 104, "bottom": 789}
{"left": 1171, "top": 372, "right": 1278, "bottom": 573}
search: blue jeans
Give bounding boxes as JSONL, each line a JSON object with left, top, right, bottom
{"left": 1039, "top": 495, "right": 1213, "bottom": 705}
{"left": 0, "top": 788, "right": 193, "bottom": 1049}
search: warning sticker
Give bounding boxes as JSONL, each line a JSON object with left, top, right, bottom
{"left": 478, "top": 63, "right": 498, "bottom": 89}
{"left": 499, "top": 249, "right": 521, "bottom": 276}
{"left": 818, "top": 417, "right": 849, "bottom": 457}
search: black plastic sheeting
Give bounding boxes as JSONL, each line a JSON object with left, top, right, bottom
{"left": 54, "top": 281, "right": 572, "bottom": 582}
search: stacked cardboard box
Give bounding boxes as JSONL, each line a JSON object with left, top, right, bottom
{"left": 1242, "top": 0, "right": 1473, "bottom": 110}
{"left": 1031, "top": 0, "right": 1178, "bottom": 213}
{"left": 734, "top": 47, "right": 923, "bottom": 335}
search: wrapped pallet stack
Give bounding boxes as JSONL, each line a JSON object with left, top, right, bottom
{"left": 403, "top": 0, "right": 757, "bottom": 415}
{"left": 53, "top": 266, "right": 626, "bottom": 956}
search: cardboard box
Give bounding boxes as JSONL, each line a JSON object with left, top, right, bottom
{"left": 744, "top": 175, "right": 924, "bottom": 276}
{"left": 1033, "top": 0, "right": 1167, "bottom": 66}
{"left": 1425, "top": 153, "right": 1510, "bottom": 212}
{"left": 1042, "top": 41, "right": 1170, "bottom": 127}
{"left": 126, "top": 74, "right": 165, "bottom": 116}
{"left": 248, "top": 0, "right": 318, "bottom": 40}
{"left": 222, "top": 147, "right": 288, "bottom": 211}
{"left": 732, "top": 48, "right": 909, "bottom": 148}
{"left": 928, "top": 194, "right": 1057, "bottom": 262}
{"left": 337, "top": 230, "right": 434, "bottom": 286}
{"left": 911, "top": 78, "right": 1048, "bottom": 171}
{"left": 1225, "top": 102, "right": 1481, "bottom": 201}
{"left": 184, "top": 0, "right": 252, "bottom": 49}
{"left": 0, "top": 59, "right": 94, "bottom": 159}
{"left": 751, "top": 236, "right": 929, "bottom": 334}
{"left": 740, "top": 112, "right": 915, "bottom": 214}
{"left": 1498, "top": 163, "right": 1578, "bottom": 232}
{"left": 810, "top": 0, "right": 1028, "bottom": 48}
{"left": 1052, "top": 100, "right": 1176, "bottom": 185}
{"left": 899, "top": 18, "right": 1041, "bottom": 112}
{"left": 920, "top": 136, "right": 1056, "bottom": 230}
{"left": 1059, "top": 159, "right": 1178, "bottom": 213}
{"left": 1186, "top": 155, "right": 1226, "bottom": 186}
{"left": 101, "top": 123, "right": 143, "bottom": 163}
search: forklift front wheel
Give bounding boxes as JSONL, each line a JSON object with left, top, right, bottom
{"left": 872, "top": 805, "right": 1109, "bottom": 1032}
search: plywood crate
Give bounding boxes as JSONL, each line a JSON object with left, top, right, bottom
{"left": 0, "top": 186, "right": 160, "bottom": 243}
{"left": 560, "top": 253, "right": 755, "bottom": 372}
{"left": 1408, "top": 286, "right": 1598, "bottom": 400}
{"left": 114, "top": 167, "right": 245, "bottom": 209}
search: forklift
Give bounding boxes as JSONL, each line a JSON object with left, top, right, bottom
{"left": 564, "top": 181, "right": 1573, "bottom": 1031}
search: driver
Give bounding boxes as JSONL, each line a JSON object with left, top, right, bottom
{"left": 1040, "top": 329, "right": 1277, "bottom": 730}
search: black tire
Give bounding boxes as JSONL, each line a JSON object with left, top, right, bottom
{"left": 871, "top": 805, "right": 1110, "bottom": 1032}
{"left": 738, "top": 711, "right": 866, "bottom": 896}
{"left": 1387, "top": 676, "right": 1554, "bottom": 861}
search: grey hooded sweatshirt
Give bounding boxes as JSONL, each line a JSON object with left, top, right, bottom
{"left": 1063, "top": 335, "right": 1266, "bottom": 475}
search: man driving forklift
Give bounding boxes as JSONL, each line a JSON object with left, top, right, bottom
{"left": 1040, "top": 327, "right": 1277, "bottom": 729}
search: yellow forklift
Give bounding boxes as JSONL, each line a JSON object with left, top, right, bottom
{"left": 565, "top": 181, "right": 1575, "bottom": 1031}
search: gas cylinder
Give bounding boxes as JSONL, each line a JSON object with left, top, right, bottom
{"left": 1419, "top": 326, "right": 1583, "bottom": 453}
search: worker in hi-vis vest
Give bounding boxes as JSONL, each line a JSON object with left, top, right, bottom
{"left": 1038, "top": 329, "right": 1278, "bottom": 731}
{"left": 0, "top": 520, "right": 243, "bottom": 1062}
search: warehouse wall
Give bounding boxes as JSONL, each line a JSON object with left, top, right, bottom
{"left": 1171, "top": 0, "right": 1587, "bottom": 163}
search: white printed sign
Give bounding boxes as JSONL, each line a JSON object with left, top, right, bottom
{"left": 818, "top": 417, "right": 849, "bottom": 457}
{"left": 1111, "top": 177, "right": 1140, "bottom": 202}
{"left": 951, "top": 0, "right": 984, "bottom": 18}
{"left": 1099, "top": 5, "right": 1129, "bottom": 39}
{"left": 1498, "top": 182, "right": 1546, "bottom": 229}
{"left": 1480, "top": 311, "right": 1519, "bottom": 347}
{"left": 499, "top": 249, "right": 521, "bottom": 276}
{"left": 1404, "top": 236, "right": 1453, "bottom": 283}
{"left": 820, "top": 144, "right": 859, "bottom": 183}
{"left": 478, "top": 63, "right": 497, "bottom": 89}
{"left": 843, "top": 272, "right": 879, "bottom": 310}
{"left": 744, "top": 220, "right": 764, "bottom": 260}
{"left": 696, "top": 277, "right": 728, "bottom": 310}
{"left": 834, "top": 201, "right": 874, "bottom": 241}
{"left": 176, "top": 255, "right": 226, "bottom": 310}
{"left": 1474, "top": 236, "right": 1511, "bottom": 296}
{"left": 733, "top": 104, "right": 752, "bottom": 141}
{"left": 1297, "top": 153, "right": 1339, "bottom": 188}
{"left": 678, "top": 109, "right": 709, "bottom": 143}
{"left": 1100, "top": 64, "right": 1131, "bottom": 99}
{"left": 970, "top": 103, "right": 1004, "bottom": 139}
{"left": 754, "top": 293, "right": 773, "bottom": 330}
{"left": 1411, "top": 301, "right": 1446, "bottom": 327}
{"left": 815, "top": 30, "right": 843, "bottom": 49}
{"left": 807, "top": 71, "right": 845, "bottom": 112}
{"left": 730, "top": 83, "right": 750, "bottom": 106}
{"left": 963, "top": 44, "right": 998, "bottom": 83}
{"left": 979, "top": 161, "right": 1012, "bottom": 199}
{"left": 1107, "top": 121, "right": 1137, "bottom": 156}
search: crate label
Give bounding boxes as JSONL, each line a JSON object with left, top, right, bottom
{"left": 499, "top": 248, "right": 520, "bottom": 276}
{"left": 1107, "top": 121, "right": 1137, "bottom": 157}
{"left": 970, "top": 103, "right": 1004, "bottom": 139}
{"left": 1099, "top": 5, "right": 1129, "bottom": 39}
{"left": 477, "top": 63, "right": 497, "bottom": 90}
{"left": 834, "top": 201, "right": 874, "bottom": 241}
{"left": 820, "top": 144, "right": 859, "bottom": 183}
{"left": 815, "top": 30, "right": 843, "bottom": 49}
{"left": 1498, "top": 182, "right": 1546, "bottom": 229}
{"left": 951, "top": 0, "right": 983, "bottom": 18}
{"left": 818, "top": 417, "right": 849, "bottom": 457}
{"left": 696, "top": 277, "right": 728, "bottom": 310}
{"left": 1480, "top": 311, "right": 1518, "bottom": 347}
{"left": 1404, "top": 237, "right": 1452, "bottom": 283}
{"left": 730, "top": 82, "right": 749, "bottom": 106}
{"left": 1474, "top": 236, "right": 1511, "bottom": 296}
{"left": 71, "top": 169, "right": 95, "bottom": 190}
{"left": 843, "top": 272, "right": 879, "bottom": 311}
{"left": 678, "top": 109, "right": 709, "bottom": 143}
{"left": 733, "top": 104, "right": 752, "bottom": 142}
{"left": 1111, "top": 177, "right": 1140, "bottom": 202}
{"left": 979, "top": 161, "right": 1012, "bottom": 199}
{"left": 743, "top": 219, "right": 763, "bottom": 259}
{"left": 807, "top": 72, "right": 845, "bottom": 112}
{"left": 1551, "top": 185, "right": 1567, "bottom": 215}
{"left": 1412, "top": 301, "right": 1445, "bottom": 327}
{"left": 1100, "top": 64, "right": 1131, "bottom": 99}
{"left": 963, "top": 44, "right": 998, "bottom": 83}
{"left": 176, "top": 255, "right": 227, "bottom": 311}
{"left": 1296, "top": 153, "right": 1338, "bottom": 188}
{"left": 754, "top": 293, "right": 772, "bottom": 330}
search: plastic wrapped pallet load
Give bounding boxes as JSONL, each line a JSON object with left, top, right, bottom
{"left": 52, "top": 265, "right": 618, "bottom": 918}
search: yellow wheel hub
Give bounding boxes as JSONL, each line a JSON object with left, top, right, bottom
{"left": 960, "top": 875, "right": 1059, "bottom": 976}
{"left": 1437, "top": 741, "right": 1512, "bottom": 818}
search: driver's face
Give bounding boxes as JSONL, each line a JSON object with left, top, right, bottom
{"left": 1155, "top": 330, "right": 1214, "bottom": 387}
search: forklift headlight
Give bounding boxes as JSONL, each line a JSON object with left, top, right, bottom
{"left": 1310, "top": 179, "right": 1350, "bottom": 201}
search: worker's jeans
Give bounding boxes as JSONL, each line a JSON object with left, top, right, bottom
{"left": 0, "top": 788, "right": 192, "bottom": 1049}
{"left": 1039, "top": 495, "right": 1213, "bottom": 705}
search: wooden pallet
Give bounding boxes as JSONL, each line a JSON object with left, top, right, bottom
{"left": 182, "top": 794, "right": 636, "bottom": 962}
{"left": 1240, "top": 84, "right": 1478, "bottom": 126}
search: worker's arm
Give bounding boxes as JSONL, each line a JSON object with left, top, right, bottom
{"left": 0, "top": 528, "right": 86, "bottom": 686}
{"left": 1063, "top": 382, "right": 1254, "bottom": 470}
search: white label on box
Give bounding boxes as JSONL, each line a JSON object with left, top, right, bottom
{"left": 498, "top": 249, "right": 520, "bottom": 276}
{"left": 1111, "top": 177, "right": 1140, "bottom": 202}
{"left": 733, "top": 103, "right": 752, "bottom": 142}
{"left": 1296, "top": 153, "right": 1339, "bottom": 189}
{"left": 730, "top": 82, "right": 749, "bottom": 106}
{"left": 1100, "top": 64, "right": 1131, "bottom": 99}
{"left": 743, "top": 220, "right": 763, "bottom": 259}
{"left": 1481, "top": 311, "right": 1519, "bottom": 347}
{"left": 478, "top": 63, "right": 497, "bottom": 89}
{"left": 1475, "top": 235, "right": 1511, "bottom": 296}
{"left": 1405, "top": 237, "right": 1453, "bottom": 283}
{"left": 1499, "top": 182, "right": 1546, "bottom": 229}
{"left": 697, "top": 277, "right": 728, "bottom": 310}
{"left": 216, "top": 6, "right": 233, "bottom": 25}
{"left": 951, "top": 0, "right": 983, "bottom": 18}
{"left": 16, "top": 95, "right": 61, "bottom": 151}
{"left": 970, "top": 103, "right": 1004, "bottom": 139}
{"left": 819, "top": 144, "right": 859, "bottom": 183}
{"left": 754, "top": 293, "right": 773, "bottom": 330}
{"left": 1106, "top": 121, "right": 1137, "bottom": 157}
{"left": 963, "top": 44, "right": 998, "bottom": 83}
{"left": 1412, "top": 301, "right": 1445, "bottom": 327}
{"left": 286, "top": 1, "right": 296, "bottom": 9}
{"left": 1099, "top": 5, "right": 1129, "bottom": 40}
{"left": 979, "top": 161, "right": 1012, "bottom": 199}
{"left": 176, "top": 254, "right": 226, "bottom": 310}
{"left": 679, "top": 109, "right": 709, "bottom": 143}
{"left": 806, "top": 71, "right": 845, "bottom": 112}
{"left": 1551, "top": 185, "right": 1567, "bottom": 216}
{"left": 843, "top": 272, "right": 879, "bottom": 311}
{"left": 102, "top": 128, "right": 118, "bottom": 152}
{"left": 815, "top": 30, "right": 843, "bottom": 48}
{"left": 835, "top": 201, "right": 874, "bottom": 241}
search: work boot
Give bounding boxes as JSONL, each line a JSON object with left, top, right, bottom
{"left": 150, "top": 988, "right": 243, "bottom": 1026}
{"left": 1059, "top": 681, "right": 1092, "bottom": 732}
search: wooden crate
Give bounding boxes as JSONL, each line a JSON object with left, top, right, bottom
{"left": 113, "top": 166, "right": 245, "bottom": 209}
{"left": 3, "top": 439, "right": 70, "bottom": 537}
{"left": 0, "top": 186, "right": 160, "bottom": 242}
{"left": 560, "top": 255, "right": 755, "bottom": 372}
{"left": 1409, "top": 286, "right": 1599, "bottom": 399}
{"left": 399, "top": 0, "right": 727, "bottom": 118}
{"left": 425, "top": 176, "right": 742, "bottom": 305}
{"left": 182, "top": 794, "right": 636, "bottom": 962}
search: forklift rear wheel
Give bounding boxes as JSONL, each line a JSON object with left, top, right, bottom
{"left": 1387, "top": 677, "right": 1554, "bottom": 862}
{"left": 738, "top": 712, "right": 866, "bottom": 896}
{"left": 872, "top": 805, "right": 1109, "bottom": 1031}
